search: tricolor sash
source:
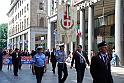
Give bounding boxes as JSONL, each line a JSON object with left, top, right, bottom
{"left": 76, "top": 51, "right": 88, "bottom": 67}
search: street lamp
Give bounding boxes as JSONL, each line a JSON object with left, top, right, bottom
{"left": 98, "top": 0, "right": 106, "bottom": 40}
{"left": 98, "top": 0, "right": 105, "bottom": 26}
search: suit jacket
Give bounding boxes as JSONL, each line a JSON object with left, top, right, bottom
{"left": 0, "top": 51, "right": 3, "bottom": 62}
{"left": 71, "top": 51, "right": 89, "bottom": 68}
{"left": 50, "top": 52, "right": 57, "bottom": 62}
{"left": 46, "top": 52, "right": 50, "bottom": 58}
{"left": 12, "top": 52, "right": 21, "bottom": 65}
{"left": 90, "top": 52, "right": 113, "bottom": 83}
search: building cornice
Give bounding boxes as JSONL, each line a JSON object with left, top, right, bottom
{"left": 7, "top": 0, "right": 19, "bottom": 16}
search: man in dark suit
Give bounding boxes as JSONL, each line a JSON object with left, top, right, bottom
{"left": 50, "top": 48, "right": 57, "bottom": 74}
{"left": 90, "top": 41, "right": 113, "bottom": 83}
{"left": 0, "top": 48, "right": 3, "bottom": 70}
{"left": 12, "top": 48, "right": 21, "bottom": 76}
{"left": 70, "top": 45, "right": 89, "bottom": 83}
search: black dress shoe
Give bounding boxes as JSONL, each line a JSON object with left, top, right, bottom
{"left": 14, "top": 74, "right": 18, "bottom": 76}
{"left": 53, "top": 70, "right": 55, "bottom": 74}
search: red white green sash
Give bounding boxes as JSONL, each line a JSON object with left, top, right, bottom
{"left": 76, "top": 51, "right": 88, "bottom": 67}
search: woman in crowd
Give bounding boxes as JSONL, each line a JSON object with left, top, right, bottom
{"left": 8, "top": 49, "right": 13, "bottom": 70}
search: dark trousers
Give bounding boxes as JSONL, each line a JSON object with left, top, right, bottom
{"left": 76, "top": 63, "right": 86, "bottom": 83}
{"left": 35, "top": 66, "right": 44, "bottom": 83}
{"left": 48, "top": 57, "right": 50, "bottom": 63}
{"left": 13, "top": 63, "right": 19, "bottom": 75}
{"left": 0, "top": 60, "right": 2, "bottom": 70}
{"left": 58, "top": 63, "right": 68, "bottom": 83}
{"left": 51, "top": 61, "right": 57, "bottom": 72}
{"left": 18, "top": 64, "right": 22, "bottom": 69}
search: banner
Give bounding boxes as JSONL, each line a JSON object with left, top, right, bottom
{"left": 2, "top": 56, "right": 32, "bottom": 65}
{"left": 21, "top": 56, "right": 32, "bottom": 64}
{"left": 57, "top": 5, "right": 77, "bottom": 43}
{"left": 2, "top": 56, "right": 49, "bottom": 65}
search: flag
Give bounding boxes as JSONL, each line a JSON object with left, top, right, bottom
{"left": 8, "top": 43, "right": 11, "bottom": 47}
{"left": 20, "top": 40, "right": 23, "bottom": 44}
{"left": 67, "top": 0, "right": 71, "bottom": 3}
{"left": 18, "top": 41, "right": 20, "bottom": 45}
{"left": 67, "top": 5, "right": 70, "bottom": 19}
{"left": 24, "top": 40, "right": 27, "bottom": 43}
{"left": 26, "top": 40, "right": 29, "bottom": 43}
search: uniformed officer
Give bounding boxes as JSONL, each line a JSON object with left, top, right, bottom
{"left": 56, "top": 43, "right": 68, "bottom": 83}
{"left": 32, "top": 46, "right": 46, "bottom": 83}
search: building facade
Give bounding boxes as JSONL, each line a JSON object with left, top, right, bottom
{"left": 47, "top": 0, "right": 124, "bottom": 66}
{"left": 7, "top": 0, "right": 48, "bottom": 52}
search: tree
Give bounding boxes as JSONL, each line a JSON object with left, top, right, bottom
{"left": 0, "top": 23, "right": 8, "bottom": 49}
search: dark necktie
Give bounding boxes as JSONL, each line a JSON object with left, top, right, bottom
{"left": 103, "top": 55, "right": 108, "bottom": 69}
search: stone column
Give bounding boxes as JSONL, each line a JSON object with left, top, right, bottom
{"left": 88, "top": 5, "right": 94, "bottom": 60}
{"left": 28, "top": 31, "right": 35, "bottom": 52}
{"left": 47, "top": 20, "right": 51, "bottom": 51}
{"left": 65, "top": 43, "right": 67, "bottom": 56}
{"left": 51, "top": 22, "right": 55, "bottom": 50}
{"left": 80, "top": 9, "right": 85, "bottom": 51}
{"left": 18, "top": 36, "right": 20, "bottom": 49}
{"left": 70, "top": 42, "right": 73, "bottom": 57}
{"left": 12, "top": 38, "right": 14, "bottom": 50}
{"left": 14, "top": 38, "right": 16, "bottom": 49}
{"left": 22, "top": 34, "right": 25, "bottom": 51}
{"left": 47, "top": 0, "right": 51, "bottom": 51}
{"left": 115, "top": 0, "right": 124, "bottom": 66}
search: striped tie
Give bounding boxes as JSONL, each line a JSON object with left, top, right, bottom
{"left": 103, "top": 55, "right": 108, "bottom": 69}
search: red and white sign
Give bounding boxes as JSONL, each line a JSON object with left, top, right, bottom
{"left": 97, "top": 35, "right": 102, "bottom": 44}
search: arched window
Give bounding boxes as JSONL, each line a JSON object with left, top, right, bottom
{"left": 39, "top": 17, "right": 44, "bottom": 27}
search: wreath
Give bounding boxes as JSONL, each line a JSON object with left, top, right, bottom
{"left": 60, "top": 19, "right": 74, "bottom": 30}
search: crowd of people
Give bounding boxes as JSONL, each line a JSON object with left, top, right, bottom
{"left": 0, "top": 41, "right": 116, "bottom": 83}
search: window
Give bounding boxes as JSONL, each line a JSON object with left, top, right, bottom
{"left": 35, "top": 36, "right": 39, "bottom": 41}
{"left": 20, "top": 11, "right": 21, "bottom": 17}
{"left": 15, "top": 6, "right": 17, "bottom": 12}
{"left": 22, "top": 9, "right": 23, "bottom": 15}
{"left": 20, "top": 0, "right": 21, "bottom": 6}
{"left": 16, "top": 25, "right": 17, "bottom": 33}
{"left": 27, "top": 18, "right": 29, "bottom": 27}
{"left": 24, "top": 6, "right": 26, "bottom": 13}
{"left": 18, "top": 3, "right": 19, "bottom": 8}
{"left": 62, "top": 0, "right": 64, "bottom": 3}
{"left": 18, "top": 13, "right": 19, "bottom": 18}
{"left": 15, "top": 15, "right": 17, "bottom": 21}
{"left": 20, "top": 22, "right": 21, "bottom": 31}
{"left": 22, "top": 22, "right": 23, "bottom": 30}
{"left": 18, "top": 24, "right": 19, "bottom": 32}
{"left": 39, "top": 17, "right": 44, "bottom": 27}
{"left": 22, "top": 0, "right": 23, "bottom": 4}
{"left": 27, "top": 4, "right": 29, "bottom": 10}
{"left": 39, "top": 3, "right": 44, "bottom": 10}
{"left": 24, "top": 19, "right": 26, "bottom": 29}
{"left": 12, "top": 18, "right": 14, "bottom": 23}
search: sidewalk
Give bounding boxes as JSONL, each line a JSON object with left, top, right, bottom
{"left": 111, "top": 66, "right": 124, "bottom": 74}
{"left": 0, "top": 63, "right": 124, "bottom": 83}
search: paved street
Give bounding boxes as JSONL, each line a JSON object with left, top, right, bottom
{"left": 0, "top": 63, "right": 124, "bottom": 83}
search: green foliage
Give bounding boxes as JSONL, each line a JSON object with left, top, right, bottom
{"left": 0, "top": 23, "right": 8, "bottom": 49}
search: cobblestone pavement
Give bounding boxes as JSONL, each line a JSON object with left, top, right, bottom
{"left": 0, "top": 63, "right": 124, "bottom": 83}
